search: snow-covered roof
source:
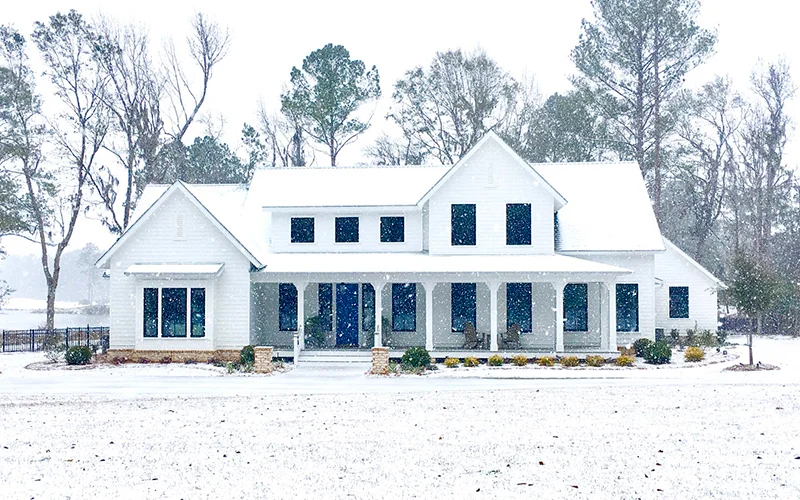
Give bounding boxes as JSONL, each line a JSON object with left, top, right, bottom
{"left": 124, "top": 263, "right": 225, "bottom": 277}
{"left": 248, "top": 165, "right": 450, "bottom": 208}
{"left": 537, "top": 162, "right": 665, "bottom": 253}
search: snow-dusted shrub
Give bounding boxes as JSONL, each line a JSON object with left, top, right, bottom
{"left": 716, "top": 329, "right": 728, "bottom": 346}
{"left": 387, "top": 361, "right": 400, "bottom": 374}
{"left": 488, "top": 354, "right": 503, "bottom": 366}
{"left": 698, "top": 330, "right": 716, "bottom": 347}
{"left": 159, "top": 356, "right": 173, "bottom": 364}
{"left": 560, "top": 356, "right": 579, "bottom": 367}
{"left": 240, "top": 345, "right": 255, "bottom": 365}
{"left": 42, "top": 333, "right": 65, "bottom": 363}
{"left": 669, "top": 329, "right": 680, "bottom": 347}
{"left": 65, "top": 346, "right": 92, "bottom": 365}
{"left": 304, "top": 316, "right": 327, "bottom": 348}
{"left": 444, "top": 357, "right": 461, "bottom": 368}
{"left": 536, "top": 356, "right": 554, "bottom": 366}
{"left": 184, "top": 358, "right": 197, "bottom": 365}
{"left": 615, "top": 355, "right": 635, "bottom": 367}
{"left": 644, "top": 340, "right": 672, "bottom": 365}
{"left": 632, "top": 338, "right": 653, "bottom": 357}
{"left": 463, "top": 356, "right": 479, "bottom": 367}
{"left": 684, "top": 346, "right": 705, "bottom": 362}
{"left": 512, "top": 355, "right": 529, "bottom": 366}
{"left": 401, "top": 346, "right": 431, "bottom": 369}
{"left": 586, "top": 355, "right": 605, "bottom": 367}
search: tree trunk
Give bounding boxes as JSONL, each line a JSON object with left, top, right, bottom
{"left": 652, "top": 5, "right": 663, "bottom": 223}
{"left": 45, "top": 279, "right": 57, "bottom": 331}
{"left": 752, "top": 313, "right": 761, "bottom": 365}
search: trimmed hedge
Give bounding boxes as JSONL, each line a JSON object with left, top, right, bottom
{"left": 401, "top": 347, "right": 431, "bottom": 368}
{"left": 65, "top": 346, "right": 92, "bottom": 365}
{"left": 644, "top": 340, "right": 672, "bottom": 365}
{"left": 240, "top": 345, "right": 255, "bottom": 365}
{"left": 633, "top": 338, "right": 653, "bottom": 357}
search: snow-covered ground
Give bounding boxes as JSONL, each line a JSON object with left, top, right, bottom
{"left": 1, "top": 336, "right": 798, "bottom": 499}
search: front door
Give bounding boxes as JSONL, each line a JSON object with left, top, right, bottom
{"left": 336, "top": 283, "right": 359, "bottom": 346}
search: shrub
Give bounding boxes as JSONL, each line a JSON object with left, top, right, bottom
{"left": 159, "top": 356, "right": 173, "bottom": 364}
{"left": 684, "top": 346, "right": 705, "bottom": 362}
{"left": 536, "top": 356, "right": 554, "bottom": 367}
{"left": 685, "top": 329, "right": 697, "bottom": 347}
{"left": 698, "top": 330, "right": 716, "bottom": 347}
{"left": 488, "top": 354, "right": 504, "bottom": 366}
{"left": 511, "top": 355, "right": 529, "bottom": 366}
{"left": 444, "top": 357, "right": 461, "bottom": 368}
{"left": 184, "top": 358, "right": 197, "bottom": 365}
{"left": 65, "top": 346, "right": 92, "bottom": 366}
{"left": 138, "top": 357, "right": 151, "bottom": 364}
{"left": 304, "top": 316, "right": 327, "bottom": 348}
{"left": 668, "top": 329, "right": 680, "bottom": 347}
{"left": 615, "top": 355, "right": 635, "bottom": 367}
{"left": 463, "top": 356, "right": 479, "bottom": 367}
{"left": 585, "top": 355, "right": 605, "bottom": 367}
{"left": 644, "top": 340, "right": 672, "bottom": 365}
{"left": 632, "top": 338, "right": 653, "bottom": 357}
{"left": 560, "top": 356, "right": 579, "bottom": 367}
{"left": 240, "top": 345, "right": 255, "bottom": 365}
{"left": 401, "top": 346, "right": 431, "bottom": 369}
{"left": 716, "top": 329, "right": 728, "bottom": 346}
{"left": 387, "top": 361, "right": 400, "bottom": 374}
{"left": 618, "top": 346, "right": 636, "bottom": 357}
{"left": 42, "top": 334, "right": 65, "bottom": 363}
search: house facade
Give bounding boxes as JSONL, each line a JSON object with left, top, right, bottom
{"left": 97, "top": 132, "right": 723, "bottom": 360}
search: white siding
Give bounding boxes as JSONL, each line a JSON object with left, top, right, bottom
{"left": 109, "top": 191, "right": 251, "bottom": 350}
{"left": 427, "top": 140, "right": 556, "bottom": 255}
{"left": 654, "top": 245, "right": 720, "bottom": 332}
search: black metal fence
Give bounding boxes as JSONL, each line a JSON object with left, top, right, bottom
{"left": 1, "top": 326, "right": 110, "bottom": 353}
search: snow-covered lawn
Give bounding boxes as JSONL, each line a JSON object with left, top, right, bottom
{"left": 0, "top": 336, "right": 798, "bottom": 499}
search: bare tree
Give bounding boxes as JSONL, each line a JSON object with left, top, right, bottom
{"left": 363, "top": 133, "right": 425, "bottom": 165}
{"left": 243, "top": 102, "right": 313, "bottom": 168}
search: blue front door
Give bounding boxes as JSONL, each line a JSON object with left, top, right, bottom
{"left": 336, "top": 283, "right": 359, "bottom": 346}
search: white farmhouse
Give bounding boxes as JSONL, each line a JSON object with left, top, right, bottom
{"left": 96, "top": 132, "right": 723, "bottom": 362}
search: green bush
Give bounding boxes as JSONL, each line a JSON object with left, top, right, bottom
{"left": 488, "top": 354, "right": 504, "bottom": 366}
{"left": 240, "top": 345, "right": 255, "bottom": 365}
{"left": 304, "top": 316, "right": 327, "bottom": 348}
{"left": 684, "top": 346, "right": 705, "bottom": 362}
{"left": 685, "top": 329, "right": 697, "bottom": 347}
{"left": 716, "top": 329, "right": 728, "bottom": 346}
{"left": 668, "top": 329, "right": 680, "bottom": 347}
{"left": 698, "top": 330, "right": 716, "bottom": 347}
{"left": 632, "top": 338, "right": 653, "bottom": 357}
{"left": 560, "top": 356, "right": 579, "bottom": 367}
{"left": 585, "top": 355, "right": 605, "bottom": 367}
{"left": 511, "top": 355, "right": 529, "bottom": 366}
{"left": 42, "top": 334, "right": 65, "bottom": 363}
{"left": 463, "top": 356, "right": 479, "bottom": 367}
{"left": 401, "top": 346, "right": 431, "bottom": 369}
{"left": 536, "top": 356, "right": 554, "bottom": 367}
{"left": 444, "top": 357, "right": 461, "bottom": 368}
{"left": 65, "top": 346, "right": 92, "bottom": 365}
{"left": 644, "top": 340, "right": 672, "bottom": 365}
{"left": 615, "top": 355, "right": 635, "bottom": 367}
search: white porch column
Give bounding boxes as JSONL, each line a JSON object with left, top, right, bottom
{"left": 373, "top": 282, "right": 384, "bottom": 348}
{"left": 424, "top": 282, "right": 435, "bottom": 351}
{"left": 607, "top": 281, "right": 617, "bottom": 352}
{"left": 488, "top": 281, "right": 500, "bottom": 352}
{"left": 554, "top": 281, "right": 564, "bottom": 353}
{"left": 295, "top": 281, "right": 306, "bottom": 350}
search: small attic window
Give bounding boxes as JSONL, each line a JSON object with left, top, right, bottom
{"left": 487, "top": 163, "right": 497, "bottom": 187}
{"left": 175, "top": 213, "right": 186, "bottom": 241}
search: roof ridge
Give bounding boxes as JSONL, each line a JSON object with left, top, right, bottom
{"left": 256, "top": 164, "right": 451, "bottom": 171}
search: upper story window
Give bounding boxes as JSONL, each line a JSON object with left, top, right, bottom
{"left": 335, "top": 217, "right": 359, "bottom": 243}
{"left": 451, "top": 204, "right": 476, "bottom": 246}
{"left": 380, "top": 216, "right": 405, "bottom": 243}
{"left": 291, "top": 217, "right": 315, "bottom": 243}
{"left": 506, "top": 203, "right": 532, "bottom": 245}
{"left": 669, "top": 286, "right": 689, "bottom": 319}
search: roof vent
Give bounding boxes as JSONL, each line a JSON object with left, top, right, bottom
{"left": 175, "top": 213, "right": 186, "bottom": 241}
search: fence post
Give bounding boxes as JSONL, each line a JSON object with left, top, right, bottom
{"left": 30, "top": 329, "right": 34, "bottom": 352}
{"left": 86, "top": 324, "right": 90, "bottom": 346}
{"left": 65, "top": 328, "right": 69, "bottom": 349}
{"left": 2, "top": 330, "right": 4, "bottom": 352}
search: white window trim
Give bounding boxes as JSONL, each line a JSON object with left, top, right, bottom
{"left": 290, "top": 216, "right": 315, "bottom": 244}
{"left": 135, "top": 279, "right": 214, "bottom": 351}
{"left": 378, "top": 215, "right": 406, "bottom": 244}
{"left": 334, "top": 216, "right": 360, "bottom": 244}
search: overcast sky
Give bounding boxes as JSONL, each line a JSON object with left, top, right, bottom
{"left": 2, "top": 0, "right": 799, "bottom": 256}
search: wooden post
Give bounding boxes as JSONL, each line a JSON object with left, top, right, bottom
{"left": 555, "top": 282, "right": 564, "bottom": 353}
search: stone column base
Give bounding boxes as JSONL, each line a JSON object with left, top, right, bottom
{"left": 371, "top": 347, "right": 390, "bottom": 375}
{"left": 254, "top": 346, "right": 274, "bottom": 374}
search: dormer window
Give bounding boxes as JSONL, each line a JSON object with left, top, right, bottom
{"left": 291, "top": 217, "right": 315, "bottom": 243}
{"left": 506, "top": 203, "right": 532, "bottom": 245}
{"left": 451, "top": 204, "right": 476, "bottom": 246}
{"left": 335, "top": 217, "right": 359, "bottom": 243}
{"left": 380, "top": 216, "right": 405, "bottom": 243}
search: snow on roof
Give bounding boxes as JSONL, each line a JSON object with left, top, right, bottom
{"left": 537, "top": 162, "right": 665, "bottom": 252}
{"left": 248, "top": 165, "right": 451, "bottom": 208}
{"left": 124, "top": 263, "right": 225, "bottom": 277}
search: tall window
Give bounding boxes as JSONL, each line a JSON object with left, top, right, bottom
{"left": 451, "top": 283, "right": 477, "bottom": 332}
{"left": 392, "top": 283, "right": 416, "bottom": 332}
{"left": 669, "top": 286, "right": 689, "bottom": 319}
{"left": 506, "top": 203, "right": 532, "bottom": 245}
{"left": 279, "top": 283, "right": 298, "bottom": 331}
{"left": 563, "top": 283, "right": 588, "bottom": 332}
{"left": 507, "top": 283, "right": 532, "bottom": 332}
{"left": 318, "top": 283, "right": 333, "bottom": 332}
{"left": 143, "top": 288, "right": 159, "bottom": 338}
{"left": 616, "top": 284, "right": 639, "bottom": 332}
{"left": 380, "top": 217, "right": 405, "bottom": 243}
{"left": 362, "top": 284, "right": 375, "bottom": 332}
{"left": 143, "top": 287, "right": 205, "bottom": 338}
{"left": 161, "top": 288, "right": 187, "bottom": 337}
{"left": 451, "top": 204, "right": 476, "bottom": 246}
{"left": 290, "top": 217, "right": 314, "bottom": 243}
{"left": 190, "top": 288, "right": 206, "bottom": 337}
{"left": 335, "top": 217, "right": 359, "bottom": 243}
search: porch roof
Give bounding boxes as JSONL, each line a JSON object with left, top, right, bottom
{"left": 124, "top": 263, "right": 225, "bottom": 278}
{"left": 254, "top": 253, "right": 631, "bottom": 278}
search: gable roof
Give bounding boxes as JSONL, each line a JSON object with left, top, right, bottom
{"left": 95, "top": 181, "right": 266, "bottom": 269}
{"left": 417, "top": 131, "right": 568, "bottom": 208}
{"left": 663, "top": 238, "right": 726, "bottom": 288}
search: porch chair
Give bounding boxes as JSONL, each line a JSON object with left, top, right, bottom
{"left": 501, "top": 323, "right": 521, "bottom": 350}
{"left": 461, "top": 322, "right": 482, "bottom": 349}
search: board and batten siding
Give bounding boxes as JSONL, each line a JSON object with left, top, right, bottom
{"left": 654, "top": 244, "right": 720, "bottom": 332}
{"left": 108, "top": 190, "right": 251, "bottom": 350}
{"left": 427, "top": 140, "right": 556, "bottom": 255}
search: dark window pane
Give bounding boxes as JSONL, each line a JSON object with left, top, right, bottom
{"left": 563, "top": 283, "right": 588, "bottom": 332}
{"left": 616, "top": 284, "right": 638, "bottom": 332}
{"left": 143, "top": 288, "right": 158, "bottom": 338}
{"left": 669, "top": 286, "right": 689, "bottom": 319}
{"left": 291, "top": 217, "right": 314, "bottom": 243}
{"left": 161, "top": 288, "right": 187, "bottom": 337}
{"left": 318, "top": 283, "right": 333, "bottom": 332}
{"left": 335, "top": 217, "right": 359, "bottom": 243}
{"left": 451, "top": 283, "right": 477, "bottom": 332}
{"left": 507, "top": 283, "right": 532, "bottom": 332}
{"left": 362, "top": 284, "right": 375, "bottom": 332}
{"left": 190, "top": 288, "right": 206, "bottom": 337}
{"left": 506, "top": 203, "right": 532, "bottom": 245}
{"left": 392, "top": 283, "right": 416, "bottom": 332}
{"left": 451, "top": 204, "right": 476, "bottom": 246}
{"left": 279, "top": 283, "right": 298, "bottom": 331}
{"left": 380, "top": 217, "right": 405, "bottom": 243}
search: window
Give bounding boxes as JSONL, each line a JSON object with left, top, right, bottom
{"left": 380, "top": 216, "right": 405, "bottom": 243}
{"left": 451, "top": 283, "right": 477, "bottom": 332}
{"left": 362, "top": 284, "right": 375, "bottom": 332}
{"left": 291, "top": 217, "right": 314, "bottom": 243}
{"left": 335, "top": 217, "right": 359, "bottom": 243}
{"left": 563, "top": 283, "right": 588, "bottom": 332}
{"left": 669, "top": 286, "right": 689, "bottom": 319}
{"left": 190, "top": 288, "right": 206, "bottom": 337}
{"left": 143, "top": 287, "right": 206, "bottom": 338}
{"left": 451, "top": 204, "right": 476, "bottom": 246}
{"left": 143, "top": 288, "right": 159, "bottom": 337}
{"left": 318, "top": 283, "right": 332, "bottom": 332}
{"left": 506, "top": 203, "right": 532, "bottom": 245}
{"left": 507, "top": 283, "right": 532, "bottom": 332}
{"left": 161, "top": 288, "right": 187, "bottom": 337}
{"left": 616, "top": 284, "right": 639, "bottom": 332}
{"left": 392, "top": 284, "right": 416, "bottom": 332}
{"left": 279, "top": 283, "right": 298, "bottom": 331}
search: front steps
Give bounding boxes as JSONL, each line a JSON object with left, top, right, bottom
{"left": 296, "top": 349, "right": 372, "bottom": 367}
